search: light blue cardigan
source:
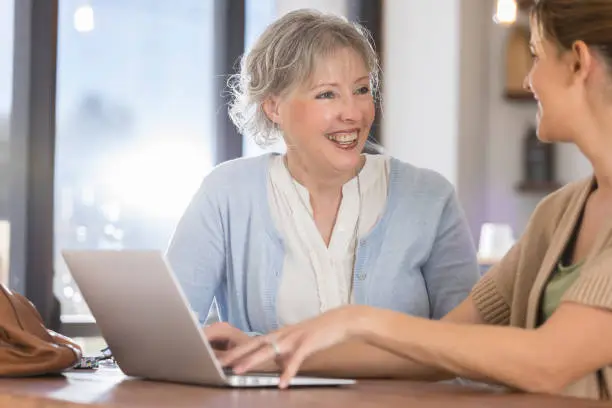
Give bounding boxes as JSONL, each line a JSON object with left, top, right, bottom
{"left": 166, "top": 153, "right": 479, "bottom": 333}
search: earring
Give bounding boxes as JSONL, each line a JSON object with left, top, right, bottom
{"left": 273, "top": 122, "right": 282, "bottom": 136}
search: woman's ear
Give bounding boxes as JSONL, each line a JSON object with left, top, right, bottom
{"left": 262, "top": 95, "right": 282, "bottom": 125}
{"left": 570, "top": 40, "right": 593, "bottom": 82}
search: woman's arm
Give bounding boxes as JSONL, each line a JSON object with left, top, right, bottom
{"left": 166, "top": 179, "right": 226, "bottom": 325}
{"left": 359, "top": 302, "right": 612, "bottom": 394}
{"left": 222, "top": 294, "right": 612, "bottom": 392}
{"left": 297, "top": 296, "right": 486, "bottom": 380}
{"left": 223, "top": 296, "right": 487, "bottom": 380}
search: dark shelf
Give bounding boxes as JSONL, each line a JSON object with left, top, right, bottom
{"left": 516, "top": 181, "right": 562, "bottom": 194}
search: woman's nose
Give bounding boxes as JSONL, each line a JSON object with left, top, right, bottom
{"left": 339, "top": 96, "right": 363, "bottom": 122}
{"left": 522, "top": 75, "right": 531, "bottom": 92}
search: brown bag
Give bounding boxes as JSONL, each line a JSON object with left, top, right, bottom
{"left": 0, "top": 283, "right": 81, "bottom": 376}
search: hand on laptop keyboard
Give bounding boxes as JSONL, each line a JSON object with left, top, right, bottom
{"left": 204, "top": 322, "right": 251, "bottom": 352}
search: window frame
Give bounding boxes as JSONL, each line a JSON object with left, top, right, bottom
{"left": 9, "top": 0, "right": 61, "bottom": 330}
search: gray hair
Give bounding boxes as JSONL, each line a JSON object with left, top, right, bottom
{"left": 227, "top": 9, "right": 380, "bottom": 147}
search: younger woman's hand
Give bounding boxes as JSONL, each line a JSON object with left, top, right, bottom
{"left": 221, "top": 305, "right": 369, "bottom": 388}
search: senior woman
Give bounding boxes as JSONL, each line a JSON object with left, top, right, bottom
{"left": 166, "top": 9, "right": 479, "bottom": 352}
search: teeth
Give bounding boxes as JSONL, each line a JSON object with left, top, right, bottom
{"left": 327, "top": 132, "right": 358, "bottom": 144}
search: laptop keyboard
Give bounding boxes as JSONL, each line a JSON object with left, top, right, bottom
{"left": 223, "top": 368, "right": 278, "bottom": 378}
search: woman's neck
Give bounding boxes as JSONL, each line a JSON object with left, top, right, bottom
{"left": 284, "top": 153, "right": 365, "bottom": 199}
{"left": 575, "top": 105, "right": 612, "bottom": 194}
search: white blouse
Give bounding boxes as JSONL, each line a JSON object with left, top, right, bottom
{"left": 267, "top": 154, "right": 390, "bottom": 326}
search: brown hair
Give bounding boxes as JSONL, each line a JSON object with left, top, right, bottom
{"left": 531, "top": 0, "right": 612, "bottom": 69}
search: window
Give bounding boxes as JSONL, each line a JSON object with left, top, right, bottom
{"left": 54, "top": 0, "right": 216, "bottom": 317}
{"left": 0, "top": 0, "right": 14, "bottom": 285}
{"left": 241, "top": 0, "right": 285, "bottom": 158}
{"left": 0, "top": 0, "right": 13, "bottom": 142}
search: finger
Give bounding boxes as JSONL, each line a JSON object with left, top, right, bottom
{"left": 236, "top": 329, "right": 302, "bottom": 373}
{"left": 232, "top": 341, "right": 280, "bottom": 374}
{"left": 213, "top": 349, "right": 228, "bottom": 361}
{"left": 232, "top": 331, "right": 291, "bottom": 374}
{"left": 206, "top": 328, "right": 231, "bottom": 350}
{"left": 278, "top": 335, "right": 309, "bottom": 388}
{"left": 205, "top": 323, "right": 242, "bottom": 350}
{"left": 220, "top": 335, "right": 270, "bottom": 367}
{"left": 209, "top": 339, "right": 231, "bottom": 351}
{"left": 204, "top": 322, "right": 231, "bottom": 339}
{"left": 274, "top": 352, "right": 289, "bottom": 371}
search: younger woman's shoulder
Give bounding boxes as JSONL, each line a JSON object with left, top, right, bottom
{"left": 527, "top": 176, "right": 594, "bottom": 232}
{"left": 537, "top": 176, "right": 594, "bottom": 210}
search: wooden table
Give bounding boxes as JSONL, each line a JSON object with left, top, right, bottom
{"left": 0, "top": 368, "right": 609, "bottom": 408}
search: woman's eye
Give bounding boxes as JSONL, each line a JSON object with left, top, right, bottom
{"left": 316, "top": 91, "right": 334, "bottom": 99}
{"left": 356, "top": 86, "right": 370, "bottom": 95}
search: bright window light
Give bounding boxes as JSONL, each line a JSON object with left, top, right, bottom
{"left": 74, "top": 5, "right": 94, "bottom": 33}
{"left": 494, "top": 0, "right": 517, "bottom": 25}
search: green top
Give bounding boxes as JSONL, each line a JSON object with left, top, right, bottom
{"left": 540, "top": 261, "right": 583, "bottom": 323}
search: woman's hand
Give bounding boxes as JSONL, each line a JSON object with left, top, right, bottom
{"left": 220, "top": 305, "right": 370, "bottom": 388}
{"left": 204, "top": 322, "right": 251, "bottom": 356}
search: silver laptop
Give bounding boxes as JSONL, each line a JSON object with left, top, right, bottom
{"left": 61, "top": 249, "right": 356, "bottom": 388}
